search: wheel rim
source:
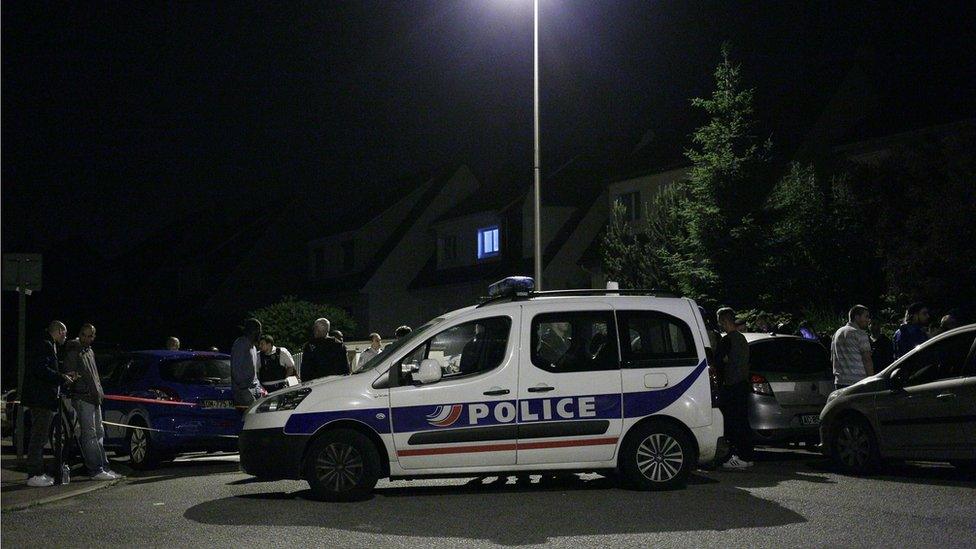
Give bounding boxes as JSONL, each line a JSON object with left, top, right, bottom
{"left": 836, "top": 423, "right": 870, "bottom": 467}
{"left": 636, "top": 433, "right": 684, "bottom": 482}
{"left": 315, "top": 442, "right": 364, "bottom": 492}
{"left": 130, "top": 429, "right": 147, "bottom": 463}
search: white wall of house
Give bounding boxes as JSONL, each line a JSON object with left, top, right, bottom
{"left": 362, "top": 166, "right": 481, "bottom": 335}
{"left": 544, "top": 190, "right": 610, "bottom": 290}
{"left": 520, "top": 198, "right": 575, "bottom": 260}
{"left": 306, "top": 181, "right": 432, "bottom": 281}
{"left": 608, "top": 167, "right": 690, "bottom": 223}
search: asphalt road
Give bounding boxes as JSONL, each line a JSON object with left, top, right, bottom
{"left": 2, "top": 448, "right": 974, "bottom": 548}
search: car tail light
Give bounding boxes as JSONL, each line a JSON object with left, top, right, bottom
{"left": 750, "top": 373, "right": 774, "bottom": 396}
{"left": 148, "top": 387, "right": 181, "bottom": 402}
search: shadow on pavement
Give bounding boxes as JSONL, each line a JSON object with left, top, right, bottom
{"left": 121, "top": 455, "right": 241, "bottom": 487}
{"left": 805, "top": 458, "right": 975, "bottom": 487}
{"left": 184, "top": 472, "right": 807, "bottom": 545}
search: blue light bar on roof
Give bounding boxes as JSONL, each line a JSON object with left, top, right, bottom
{"left": 488, "top": 276, "right": 535, "bottom": 298}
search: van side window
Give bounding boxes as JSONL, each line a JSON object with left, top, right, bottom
{"left": 398, "top": 317, "right": 512, "bottom": 384}
{"left": 531, "top": 311, "right": 619, "bottom": 373}
{"left": 616, "top": 311, "right": 699, "bottom": 368}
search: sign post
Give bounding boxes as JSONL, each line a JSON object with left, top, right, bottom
{"left": 3, "top": 254, "right": 43, "bottom": 461}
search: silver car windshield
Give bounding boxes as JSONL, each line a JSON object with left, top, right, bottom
{"left": 354, "top": 317, "right": 446, "bottom": 374}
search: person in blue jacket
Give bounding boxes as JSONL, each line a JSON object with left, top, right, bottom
{"left": 893, "top": 303, "right": 931, "bottom": 359}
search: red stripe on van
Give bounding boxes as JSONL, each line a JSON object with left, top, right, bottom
{"left": 396, "top": 437, "right": 618, "bottom": 457}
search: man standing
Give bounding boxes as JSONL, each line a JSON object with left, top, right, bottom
{"left": 355, "top": 333, "right": 383, "bottom": 372}
{"left": 64, "top": 324, "right": 121, "bottom": 480}
{"left": 893, "top": 303, "right": 930, "bottom": 359}
{"left": 257, "top": 334, "right": 297, "bottom": 392}
{"left": 831, "top": 305, "right": 874, "bottom": 390}
{"left": 301, "top": 318, "right": 348, "bottom": 381}
{"left": 231, "top": 318, "right": 263, "bottom": 407}
{"left": 716, "top": 307, "right": 753, "bottom": 469}
{"left": 22, "top": 321, "right": 74, "bottom": 487}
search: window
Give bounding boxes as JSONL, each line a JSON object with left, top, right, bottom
{"left": 398, "top": 317, "right": 512, "bottom": 384}
{"left": 440, "top": 234, "right": 458, "bottom": 262}
{"left": 749, "top": 339, "right": 830, "bottom": 375}
{"left": 615, "top": 191, "right": 641, "bottom": 221}
{"left": 477, "top": 226, "right": 500, "bottom": 259}
{"left": 616, "top": 311, "right": 698, "bottom": 368}
{"left": 895, "top": 333, "right": 975, "bottom": 387}
{"left": 531, "top": 311, "right": 619, "bottom": 373}
{"left": 342, "top": 240, "right": 355, "bottom": 272}
{"left": 119, "top": 358, "right": 150, "bottom": 386}
{"left": 160, "top": 359, "right": 232, "bottom": 385}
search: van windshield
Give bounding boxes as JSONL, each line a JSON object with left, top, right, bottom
{"left": 354, "top": 317, "right": 446, "bottom": 374}
{"left": 749, "top": 339, "right": 830, "bottom": 376}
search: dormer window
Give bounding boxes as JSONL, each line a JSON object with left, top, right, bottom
{"left": 477, "top": 226, "right": 500, "bottom": 259}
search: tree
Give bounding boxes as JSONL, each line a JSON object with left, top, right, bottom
{"left": 248, "top": 296, "right": 356, "bottom": 351}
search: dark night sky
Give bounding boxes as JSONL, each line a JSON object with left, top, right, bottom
{"left": 2, "top": 1, "right": 975, "bottom": 358}
{"left": 11, "top": 1, "right": 975, "bottom": 255}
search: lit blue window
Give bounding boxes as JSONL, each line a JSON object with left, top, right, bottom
{"left": 477, "top": 226, "right": 500, "bottom": 259}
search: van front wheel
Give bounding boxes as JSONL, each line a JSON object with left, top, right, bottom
{"left": 304, "top": 429, "right": 380, "bottom": 502}
{"left": 620, "top": 422, "right": 694, "bottom": 491}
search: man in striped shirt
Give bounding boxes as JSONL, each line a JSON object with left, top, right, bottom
{"left": 831, "top": 305, "right": 874, "bottom": 390}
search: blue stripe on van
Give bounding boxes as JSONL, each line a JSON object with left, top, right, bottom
{"left": 622, "top": 359, "right": 707, "bottom": 418}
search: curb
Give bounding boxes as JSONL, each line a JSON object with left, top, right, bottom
{"left": 1, "top": 478, "right": 122, "bottom": 512}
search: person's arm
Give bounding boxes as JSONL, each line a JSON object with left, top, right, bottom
{"left": 33, "top": 342, "right": 67, "bottom": 386}
{"left": 280, "top": 348, "right": 297, "bottom": 377}
{"left": 860, "top": 333, "right": 874, "bottom": 376}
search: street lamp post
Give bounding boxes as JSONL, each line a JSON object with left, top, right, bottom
{"left": 532, "top": 0, "right": 543, "bottom": 289}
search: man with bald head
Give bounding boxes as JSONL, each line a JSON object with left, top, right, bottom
{"left": 300, "top": 318, "right": 349, "bottom": 381}
{"left": 65, "top": 324, "right": 120, "bottom": 480}
{"left": 22, "top": 321, "right": 75, "bottom": 487}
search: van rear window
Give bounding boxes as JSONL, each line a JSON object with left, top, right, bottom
{"left": 160, "top": 359, "right": 232, "bottom": 385}
{"left": 749, "top": 340, "right": 829, "bottom": 375}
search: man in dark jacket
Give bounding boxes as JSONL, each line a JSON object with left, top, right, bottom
{"left": 893, "top": 303, "right": 930, "bottom": 359}
{"left": 301, "top": 318, "right": 349, "bottom": 381}
{"left": 21, "top": 321, "right": 71, "bottom": 487}
{"left": 64, "top": 324, "right": 120, "bottom": 480}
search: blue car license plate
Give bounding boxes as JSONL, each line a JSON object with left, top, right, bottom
{"left": 200, "top": 399, "right": 235, "bottom": 409}
{"left": 800, "top": 414, "right": 820, "bottom": 426}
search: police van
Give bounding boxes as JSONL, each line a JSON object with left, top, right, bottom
{"left": 240, "top": 277, "right": 724, "bottom": 500}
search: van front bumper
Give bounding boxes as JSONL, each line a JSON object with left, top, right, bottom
{"left": 239, "top": 428, "right": 309, "bottom": 480}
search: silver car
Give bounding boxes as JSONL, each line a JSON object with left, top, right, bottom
{"left": 820, "top": 324, "right": 976, "bottom": 474}
{"left": 743, "top": 333, "right": 833, "bottom": 445}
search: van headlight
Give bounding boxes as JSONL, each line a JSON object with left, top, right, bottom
{"left": 256, "top": 388, "right": 311, "bottom": 413}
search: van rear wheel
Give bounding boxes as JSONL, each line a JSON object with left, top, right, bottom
{"left": 304, "top": 429, "right": 380, "bottom": 502}
{"left": 620, "top": 421, "right": 694, "bottom": 491}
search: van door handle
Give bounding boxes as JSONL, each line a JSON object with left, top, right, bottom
{"left": 527, "top": 385, "right": 555, "bottom": 393}
{"left": 936, "top": 393, "right": 956, "bottom": 401}
{"left": 483, "top": 388, "right": 510, "bottom": 396}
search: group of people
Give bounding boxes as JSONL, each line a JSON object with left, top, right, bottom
{"left": 830, "top": 302, "right": 960, "bottom": 390}
{"left": 21, "top": 321, "right": 121, "bottom": 488}
{"left": 228, "top": 317, "right": 414, "bottom": 407}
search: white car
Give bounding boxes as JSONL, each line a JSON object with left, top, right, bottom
{"left": 240, "top": 277, "right": 725, "bottom": 500}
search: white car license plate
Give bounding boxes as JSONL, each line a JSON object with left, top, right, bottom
{"left": 200, "top": 399, "right": 235, "bottom": 409}
{"left": 800, "top": 414, "right": 820, "bottom": 426}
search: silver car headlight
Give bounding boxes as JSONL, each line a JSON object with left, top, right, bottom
{"left": 255, "top": 388, "right": 311, "bottom": 413}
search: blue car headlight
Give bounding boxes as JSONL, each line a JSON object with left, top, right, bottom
{"left": 256, "top": 388, "right": 311, "bottom": 413}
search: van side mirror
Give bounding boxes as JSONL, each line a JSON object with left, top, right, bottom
{"left": 415, "top": 359, "right": 442, "bottom": 384}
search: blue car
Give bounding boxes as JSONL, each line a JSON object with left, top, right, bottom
{"left": 102, "top": 350, "right": 243, "bottom": 469}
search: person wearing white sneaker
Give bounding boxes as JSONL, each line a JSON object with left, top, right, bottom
{"left": 716, "top": 308, "right": 756, "bottom": 469}
{"left": 26, "top": 474, "right": 55, "bottom": 487}
{"left": 91, "top": 470, "right": 118, "bottom": 481}
{"left": 721, "top": 454, "right": 754, "bottom": 469}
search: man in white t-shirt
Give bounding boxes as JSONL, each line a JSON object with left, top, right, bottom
{"left": 831, "top": 305, "right": 874, "bottom": 390}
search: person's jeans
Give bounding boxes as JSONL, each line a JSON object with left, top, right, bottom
{"left": 73, "top": 399, "right": 110, "bottom": 475}
{"left": 720, "top": 381, "right": 754, "bottom": 461}
{"left": 26, "top": 407, "right": 55, "bottom": 477}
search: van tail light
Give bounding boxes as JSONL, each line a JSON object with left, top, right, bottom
{"left": 750, "top": 374, "right": 774, "bottom": 396}
{"left": 705, "top": 347, "right": 721, "bottom": 408}
{"left": 148, "top": 387, "right": 182, "bottom": 402}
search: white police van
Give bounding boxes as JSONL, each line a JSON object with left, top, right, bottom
{"left": 240, "top": 277, "right": 724, "bottom": 500}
